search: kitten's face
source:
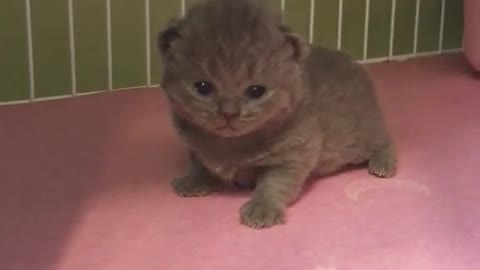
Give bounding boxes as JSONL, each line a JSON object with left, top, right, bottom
{"left": 163, "top": 51, "right": 303, "bottom": 137}
{"left": 158, "top": 0, "right": 308, "bottom": 137}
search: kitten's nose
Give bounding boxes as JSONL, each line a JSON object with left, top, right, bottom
{"left": 219, "top": 99, "right": 240, "bottom": 121}
{"left": 220, "top": 111, "right": 239, "bottom": 121}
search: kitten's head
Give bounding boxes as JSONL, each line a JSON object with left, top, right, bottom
{"left": 158, "top": 0, "right": 309, "bottom": 137}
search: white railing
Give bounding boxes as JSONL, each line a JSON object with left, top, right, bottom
{"left": 0, "top": 0, "right": 463, "bottom": 105}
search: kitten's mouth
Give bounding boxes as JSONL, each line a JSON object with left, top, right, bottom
{"left": 216, "top": 124, "right": 236, "bottom": 131}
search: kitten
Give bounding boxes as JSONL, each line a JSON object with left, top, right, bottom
{"left": 157, "top": 0, "right": 397, "bottom": 229}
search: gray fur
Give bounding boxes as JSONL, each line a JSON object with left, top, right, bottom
{"left": 157, "top": 0, "right": 397, "bottom": 229}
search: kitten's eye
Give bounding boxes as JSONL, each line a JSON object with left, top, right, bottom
{"left": 192, "top": 81, "right": 215, "bottom": 97}
{"left": 245, "top": 85, "right": 267, "bottom": 100}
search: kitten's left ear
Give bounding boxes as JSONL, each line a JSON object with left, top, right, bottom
{"left": 157, "top": 19, "right": 183, "bottom": 61}
{"left": 279, "top": 25, "right": 310, "bottom": 62}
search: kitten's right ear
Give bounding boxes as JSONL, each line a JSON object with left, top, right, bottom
{"left": 279, "top": 25, "right": 309, "bottom": 62}
{"left": 157, "top": 20, "right": 183, "bottom": 60}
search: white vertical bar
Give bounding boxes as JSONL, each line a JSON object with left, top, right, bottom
{"left": 106, "top": 0, "right": 113, "bottom": 91}
{"left": 309, "top": 0, "right": 315, "bottom": 44}
{"left": 67, "top": 0, "right": 77, "bottom": 96}
{"left": 413, "top": 0, "right": 420, "bottom": 56}
{"left": 337, "top": 0, "right": 343, "bottom": 50}
{"left": 363, "top": 0, "right": 370, "bottom": 61}
{"left": 281, "top": 0, "right": 286, "bottom": 21}
{"left": 25, "top": 0, "right": 35, "bottom": 101}
{"left": 145, "top": 0, "right": 151, "bottom": 86}
{"left": 388, "top": 0, "right": 396, "bottom": 60}
{"left": 181, "top": 0, "right": 186, "bottom": 17}
{"left": 438, "top": 0, "right": 446, "bottom": 53}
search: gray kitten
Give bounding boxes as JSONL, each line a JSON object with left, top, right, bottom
{"left": 157, "top": 0, "right": 397, "bottom": 229}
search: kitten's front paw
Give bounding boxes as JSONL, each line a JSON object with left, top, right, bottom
{"left": 172, "top": 176, "right": 220, "bottom": 197}
{"left": 368, "top": 153, "right": 397, "bottom": 178}
{"left": 368, "top": 144, "right": 397, "bottom": 178}
{"left": 240, "top": 200, "right": 285, "bottom": 229}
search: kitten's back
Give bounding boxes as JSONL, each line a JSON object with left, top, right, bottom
{"left": 303, "top": 45, "right": 388, "bottom": 149}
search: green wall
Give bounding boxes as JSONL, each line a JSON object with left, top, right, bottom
{"left": 0, "top": 0, "right": 464, "bottom": 103}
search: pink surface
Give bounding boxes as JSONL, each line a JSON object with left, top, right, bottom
{"left": 464, "top": 0, "right": 480, "bottom": 71}
{"left": 1, "top": 54, "right": 479, "bottom": 270}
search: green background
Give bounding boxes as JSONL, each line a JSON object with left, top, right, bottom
{"left": 0, "top": 0, "right": 464, "bottom": 103}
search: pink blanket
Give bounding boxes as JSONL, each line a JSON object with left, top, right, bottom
{"left": 0, "top": 54, "right": 478, "bottom": 270}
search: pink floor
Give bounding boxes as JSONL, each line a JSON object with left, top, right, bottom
{"left": 1, "top": 54, "right": 479, "bottom": 270}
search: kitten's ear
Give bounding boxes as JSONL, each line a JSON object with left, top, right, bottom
{"left": 157, "top": 19, "right": 183, "bottom": 60}
{"left": 279, "top": 25, "right": 309, "bottom": 62}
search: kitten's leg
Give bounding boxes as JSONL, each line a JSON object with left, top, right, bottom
{"left": 172, "top": 152, "right": 223, "bottom": 197}
{"left": 240, "top": 161, "right": 314, "bottom": 229}
{"left": 368, "top": 143, "right": 397, "bottom": 178}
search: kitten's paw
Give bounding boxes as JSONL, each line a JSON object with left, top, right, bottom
{"left": 368, "top": 146, "right": 397, "bottom": 178}
{"left": 172, "top": 176, "right": 220, "bottom": 197}
{"left": 240, "top": 200, "right": 285, "bottom": 229}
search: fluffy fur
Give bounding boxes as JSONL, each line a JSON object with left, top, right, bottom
{"left": 157, "top": 0, "right": 397, "bottom": 229}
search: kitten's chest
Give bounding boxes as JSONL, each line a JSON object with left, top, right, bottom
{"left": 178, "top": 125, "right": 275, "bottom": 182}
{"left": 198, "top": 152, "right": 266, "bottom": 183}
{"left": 201, "top": 156, "right": 237, "bottom": 180}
